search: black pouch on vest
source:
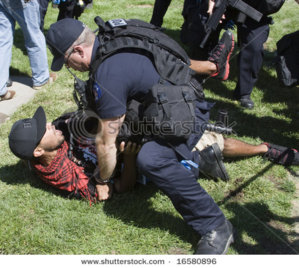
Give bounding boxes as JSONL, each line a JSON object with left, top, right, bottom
{"left": 117, "top": 100, "right": 146, "bottom": 145}
{"left": 143, "top": 83, "right": 196, "bottom": 142}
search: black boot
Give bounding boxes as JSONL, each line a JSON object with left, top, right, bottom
{"left": 195, "top": 219, "right": 234, "bottom": 254}
{"left": 197, "top": 143, "right": 229, "bottom": 181}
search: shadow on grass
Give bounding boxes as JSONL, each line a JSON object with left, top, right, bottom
{"left": 1, "top": 160, "right": 298, "bottom": 254}
{"left": 216, "top": 162, "right": 299, "bottom": 254}
{"left": 13, "top": 29, "right": 27, "bottom": 56}
{"left": 103, "top": 182, "right": 197, "bottom": 248}
{"left": 0, "top": 160, "right": 71, "bottom": 198}
{"left": 206, "top": 98, "right": 299, "bottom": 148}
{"left": 0, "top": 161, "right": 197, "bottom": 248}
{"left": 9, "top": 67, "right": 31, "bottom": 77}
{"left": 227, "top": 202, "right": 299, "bottom": 254}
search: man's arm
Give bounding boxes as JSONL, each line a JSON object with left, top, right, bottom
{"left": 114, "top": 141, "right": 141, "bottom": 193}
{"left": 95, "top": 115, "right": 125, "bottom": 182}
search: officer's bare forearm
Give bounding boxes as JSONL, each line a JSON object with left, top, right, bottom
{"left": 95, "top": 115, "right": 125, "bottom": 181}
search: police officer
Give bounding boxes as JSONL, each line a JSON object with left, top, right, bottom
{"left": 46, "top": 18, "right": 234, "bottom": 254}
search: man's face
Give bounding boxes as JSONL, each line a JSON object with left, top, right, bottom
{"left": 38, "top": 123, "right": 65, "bottom": 152}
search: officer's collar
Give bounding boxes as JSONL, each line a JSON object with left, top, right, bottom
{"left": 90, "top": 38, "right": 100, "bottom": 64}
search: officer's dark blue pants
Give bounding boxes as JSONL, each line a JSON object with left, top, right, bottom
{"left": 234, "top": 19, "right": 270, "bottom": 98}
{"left": 137, "top": 140, "right": 225, "bottom": 236}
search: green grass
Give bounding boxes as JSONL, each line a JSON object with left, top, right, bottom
{"left": 0, "top": 0, "right": 299, "bottom": 255}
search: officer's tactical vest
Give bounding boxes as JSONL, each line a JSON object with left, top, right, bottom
{"left": 90, "top": 17, "right": 195, "bottom": 86}
{"left": 75, "top": 16, "right": 204, "bottom": 143}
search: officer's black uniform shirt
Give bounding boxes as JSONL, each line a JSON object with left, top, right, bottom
{"left": 91, "top": 38, "right": 160, "bottom": 119}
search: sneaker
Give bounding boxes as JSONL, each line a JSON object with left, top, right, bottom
{"left": 0, "top": 90, "right": 16, "bottom": 102}
{"left": 208, "top": 30, "right": 235, "bottom": 81}
{"left": 32, "top": 72, "right": 57, "bottom": 90}
{"left": 263, "top": 143, "right": 299, "bottom": 166}
{"left": 195, "top": 219, "right": 234, "bottom": 254}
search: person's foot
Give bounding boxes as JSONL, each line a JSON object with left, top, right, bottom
{"left": 263, "top": 143, "right": 299, "bottom": 166}
{"left": 0, "top": 90, "right": 16, "bottom": 102}
{"left": 239, "top": 96, "right": 254, "bottom": 109}
{"left": 198, "top": 143, "right": 230, "bottom": 181}
{"left": 234, "top": 93, "right": 254, "bottom": 109}
{"left": 195, "top": 219, "right": 234, "bottom": 254}
{"left": 32, "top": 72, "right": 57, "bottom": 90}
{"left": 208, "top": 30, "right": 235, "bottom": 81}
{"left": 6, "top": 78, "right": 13, "bottom": 87}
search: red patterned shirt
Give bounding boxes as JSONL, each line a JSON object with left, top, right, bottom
{"left": 32, "top": 141, "right": 97, "bottom": 202}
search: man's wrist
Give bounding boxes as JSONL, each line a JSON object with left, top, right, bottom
{"left": 95, "top": 176, "right": 111, "bottom": 184}
{"left": 96, "top": 177, "right": 114, "bottom": 185}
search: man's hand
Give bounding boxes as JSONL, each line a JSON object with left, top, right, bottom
{"left": 207, "top": 0, "right": 216, "bottom": 15}
{"left": 96, "top": 183, "right": 113, "bottom": 201}
{"left": 119, "top": 141, "right": 141, "bottom": 157}
{"left": 207, "top": 0, "right": 226, "bottom": 22}
{"left": 114, "top": 141, "right": 141, "bottom": 193}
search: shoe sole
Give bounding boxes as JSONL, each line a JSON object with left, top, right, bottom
{"left": 221, "top": 33, "right": 235, "bottom": 81}
{"left": 221, "top": 232, "right": 234, "bottom": 254}
{"left": 221, "top": 221, "right": 235, "bottom": 254}
{"left": 211, "top": 143, "right": 230, "bottom": 181}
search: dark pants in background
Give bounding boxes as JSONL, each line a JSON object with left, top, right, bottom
{"left": 235, "top": 19, "right": 270, "bottom": 99}
{"left": 150, "top": 0, "right": 172, "bottom": 27}
{"left": 37, "top": 0, "right": 49, "bottom": 30}
{"left": 57, "top": 0, "right": 77, "bottom": 21}
{"left": 37, "top": 0, "right": 89, "bottom": 31}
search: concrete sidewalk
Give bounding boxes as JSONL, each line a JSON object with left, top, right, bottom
{"left": 0, "top": 76, "right": 36, "bottom": 124}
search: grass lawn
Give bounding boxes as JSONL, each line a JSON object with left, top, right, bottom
{"left": 0, "top": 0, "right": 298, "bottom": 254}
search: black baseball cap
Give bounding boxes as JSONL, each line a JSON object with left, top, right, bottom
{"left": 9, "top": 107, "right": 47, "bottom": 160}
{"left": 46, "top": 18, "right": 85, "bottom": 71}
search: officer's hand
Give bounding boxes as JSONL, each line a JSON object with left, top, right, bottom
{"left": 119, "top": 141, "right": 141, "bottom": 156}
{"left": 96, "top": 183, "right": 113, "bottom": 201}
